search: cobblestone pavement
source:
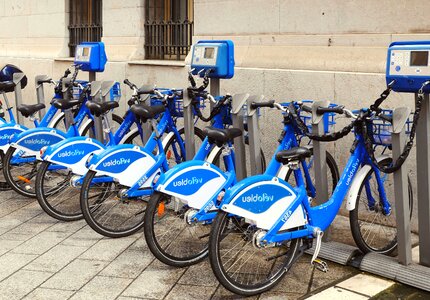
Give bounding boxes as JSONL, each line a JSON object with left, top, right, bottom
{"left": 1, "top": 188, "right": 408, "bottom": 300}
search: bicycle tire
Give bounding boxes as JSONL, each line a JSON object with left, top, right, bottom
{"left": 349, "top": 157, "right": 413, "bottom": 255}
{"left": 209, "top": 211, "right": 301, "bottom": 296}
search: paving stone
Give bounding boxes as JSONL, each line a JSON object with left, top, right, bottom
{"left": 24, "top": 244, "right": 88, "bottom": 273}
{"left": 0, "top": 231, "right": 34, "bottom": 241}
{"left": 310, "top": 262, "right": 357, "bottom": 292}
{"left": 70, "top": 276, "right": 132, "bottom": 300}
{"left": 79, "top": 237, "right": 138, "bottom": 261}
{"left": 128, "top": 235, "right": 147, "bottom": 251}
{"left": 100, "top": 249, "right": 153, "bottom": 279}
{"left": 271, "top": 261, "right": 313, "bottom": 295}
{"left": 42, "top": 259, "right": 109, "bottom": 291}
{"left": 211, "top": 285, "right": 259, "bottom": 300}
{"left": 0, "top": 269, "right": 53, "bottom": 300}
{"left": 306, "top": 286, "right": 368, "bottom": 300}
{"left": 23, "top": 287, "right": 74, "bottom": 300}
{"left": 178, "top": 261, "right": 219, "bottom": 287}
{"left": 6, "top": 219, "right": 56, "bottom": 237}
{"left": 122, "top": 264, "right": 185, "bottom": 299}
{"left": 0, "top": 252, "right": 38, "bottom": 281}
{"left": 12, "top": 231, "right": 71, "bottom": 255}
{"left": 47, "top": 220, "right": 86, "bottom": 233}
{"left": 0, "top": 198, "right": 34, "bottom": 218}
{"left": 336, "top": 273, "right": 393, "bottom": 297}
{"left": 165, "top": 284, "right": 217, "bottom": 300}
{"left": 259, "top": 292, "right": 302, "bottom": 299}
{"left": 60, "top": 226, "right": 103, "bottom": 248}
{"left": 0, "top": 239, "right": 23, "bottom": 256}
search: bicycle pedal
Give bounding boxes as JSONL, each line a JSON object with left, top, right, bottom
{"left": 312, "top": 259, "right": 329, "bottom": 272}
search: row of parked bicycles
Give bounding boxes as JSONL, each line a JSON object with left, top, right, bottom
{"left": 0, "top": 63, "right": 413, "bottom": 296}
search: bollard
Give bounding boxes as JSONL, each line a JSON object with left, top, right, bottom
{"left": 391, "top": 107, "right": 412, "bottom": 266}
{"left": 89, "top": 81, "right": 103, "bottom": 142}
{"left": 183, "top": 90, "right": 195, "bottom": 160}
{"left": 415, "top": 93, "right": 430, "bottom": 267}
{"left": 246, "top": 95, "right": 264, "bottom": 175}
{"left": 61, "top": 78, "right": 75, "bottom": 130}
{"left": 35, "top": 75, "right": 50, "bottom": 120}
{"left": 12, "top": 73, "right": 25, "bottom": 124}
{"left": 231, "top": 93, "right": 249, "bottom": 180}
{"left": 311, "top": 100, "right": 330, "bottom": 240}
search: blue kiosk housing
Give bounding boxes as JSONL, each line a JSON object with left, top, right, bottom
{"left": 191, "top": 40, "right": 234, "bottom": 79}
{"left": 74, "top": 42, "right": 108, "bottom": 72}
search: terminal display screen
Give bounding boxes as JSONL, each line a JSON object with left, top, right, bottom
{"left": 204, "top": 47, "right": 215, "bottom": 59}
{"left": 410, "top": 51, "right": 429, "bottom": 66}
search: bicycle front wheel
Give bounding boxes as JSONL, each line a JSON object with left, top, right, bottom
{"left": 144, "top": 192, "right": 211, "bottom": 267}
{"left": 80, "top": 170, "right": 147, "bottom": 238}
{"left": 349, "top": 158, "right": 413, "bottom": 255}
{"left": 209, "top": 211, "right": 301, "bottom": 296}
{"left": 35, "top": 161, "right": 82, "bottom": 221}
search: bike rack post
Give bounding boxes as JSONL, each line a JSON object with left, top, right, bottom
{"left": 183, "top": 90, "right": 195, "bottom": 160}
{"left": 35, "top": 75, "right": 50, "bottom": 121}
{"left": 231, "top": 93, "right": 249, "bottom": 180}
{"left": 100, "top": 81, "right": 116, "bottom": 144}
{"left": 61, "top": 78, "right": 75, "bottom": 130}
{"left": 391, "top": 106, "right": 413, "bottom": 266}
{"left": 12, "top": 72, "right": 25, "bottom": 124}
{"left": 311, "top": 100, "right": 331, "bottom": 240}
{"left": 415, "top": 93, "right": 430, "bottom": 267}
{"left": 246, "top": 94, "right": 264, "bottom": 175}
{"left": 89, "top": 81, "right": 103, "bottom": 142}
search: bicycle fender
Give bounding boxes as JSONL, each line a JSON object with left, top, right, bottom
{"left": 156, "top": 160, "right": 228, "bottom": 209}
{"left": 42, "top": 137, "right": 105, "bottom": 176}
{"left": 9, "top": 127, "right": 66, "bottom": 157}
{"left": 0, "top": 123, "right": 27, "bottom": 153}
{"left": 345, "top": 155, "right": 390, "bottom": 211}
{"left": 88, "top": 144, "right": 156, "bottom": 187}
{"left": 221, "top": 175, "right": 307, "bottom": 231}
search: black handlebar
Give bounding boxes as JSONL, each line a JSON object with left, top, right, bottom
{"left": 316, "top": 106, "right": 344, "bottom": 115}
{"left": 378, "top": 113, "right": 393, "bottom": 124}
{"left": 301, "top": 105, "right": 312, "bottom": 113}
{"left": 37, "top": 78, "right": 52, "bottom": 85}
{"left": 123, "top": 79, "right": 137, "bottom": 90}
{"left": 251, "top": 100, "right": 275, "bottom": 109}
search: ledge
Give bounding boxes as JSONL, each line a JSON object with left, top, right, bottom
{"left": 54, "top": 57, "right": 74, "bottom": 62}
{"left": 128, "top": 60, "right": 186, "bottom": 67}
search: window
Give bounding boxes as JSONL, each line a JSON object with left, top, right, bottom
{"left": 145, "top": 0, "right": 194, "bottom": 60}
{"left": 69, "top": 0, "right": 103, "bottom": 57}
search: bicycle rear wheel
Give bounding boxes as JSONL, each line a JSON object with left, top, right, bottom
{"left": 209, "top": 211, "right": 301, "bottom": 296}
{"left": 349, "top": 158, "right": 413, "bottom": 255}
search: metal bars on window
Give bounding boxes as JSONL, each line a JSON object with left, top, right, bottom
{"left": 145, "top": 0, "right": 194, "bottom": 60}
{"left": 69, "top": 0, "right": 102, "bottom": 56}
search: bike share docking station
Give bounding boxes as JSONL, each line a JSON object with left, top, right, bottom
{"left": 183, "top": 40, "right": 247, "bottom": 178}
{"left": 74, "top": 42, "right": 111, "bottom": 143}
{"left": 302, "top": 41, "right": 430, "bottom": 292}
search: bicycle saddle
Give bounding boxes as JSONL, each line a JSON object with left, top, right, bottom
{"left": 131, "top": 103, "right": 165, "bottom": 121}
{"left": 0, "top": 81, "right": 15, "bottom": 93}
{"left": 204, "top": 126, "right": 242, "bottom": 146}
{"left": 275, "top": 147, "right": 311, "bottom": 164}
{"left": 16, "top": 103, "right": 46, "bottom": 118}
{"left": 137, "top": 84, "right": 155, "bottom": 95}
{"left": 52, "top": 98, "right": 81, "bottom": 110}
{"left": 86, "top": 101, "right": 119, "bottom": 117}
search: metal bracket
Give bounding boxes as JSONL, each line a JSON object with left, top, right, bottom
{"left": 311, "top": 100, "right": 330, "bottom": 241}
{"left": 35, "top": 75, "right": 50, "bottom": 120}
{"left": 391, "top": 106, "right": 412, "bottom": 265}
{"left": 61, "top": 78, "right": 74, "bottom": 130}
{"left": 231, "top": 93, "right": 249, "bottom": 180}
{"left": 246, "top": 94, "right": 264, "bottom": 175}
{"left": 12, "top": 73, "right": 25, "bottom": 124}
{"left": 183, "top": 90, "right": 195, "bottom": 160}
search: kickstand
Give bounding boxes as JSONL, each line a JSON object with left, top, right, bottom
{"left": 311, "top": 230, "right": 328, "bottom": 272}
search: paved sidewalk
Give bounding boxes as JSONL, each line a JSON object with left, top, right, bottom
{"left": 0, "top": 189, "right": 425, "bottom": 300}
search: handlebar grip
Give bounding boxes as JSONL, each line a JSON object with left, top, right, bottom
{"left": 301, "top": 105, "right": 312, "bottom": 113}
{"left": 123, "top": 79, "right": 137, "bottom": 89}
{"left": 37, "top": 79, "right": 52, "bottom": 85}
{"left": 250, "top": 100, "right": 275, "bottom": 109}
{"left": 64, "top": 69, "right": 71, "bottom": 78}
{"left": 316, "top": 106, "right": 344, "bottom": 115}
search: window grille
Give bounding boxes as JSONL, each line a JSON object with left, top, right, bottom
{"left": 145, "top": 0, "right": 194, "bottom": 60}
{"left": 69, "top": 0, "right": 102, "bottom": 56}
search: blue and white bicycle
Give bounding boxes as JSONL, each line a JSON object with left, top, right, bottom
{"left": 78, "top": 77, "right": 208, "bottom": 238}
{"left": 34, "top": 79, "right": 160, "bottom": 221}
{"left": 143, "top": 100, "right": 339, "bottom": 268}
{"left": 208, "top": 101, "right": 413, "bottom": 296}
{"left": 2, "top": 67, "right": 122, "bottom": 198}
